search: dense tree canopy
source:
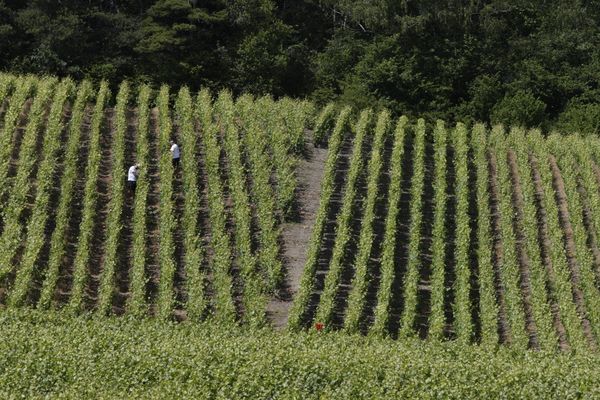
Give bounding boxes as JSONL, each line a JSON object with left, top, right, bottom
{"left": 0, "top": 0, "right": 598, "bottom": 131}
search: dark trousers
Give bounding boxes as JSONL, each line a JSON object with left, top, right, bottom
{"left": 172, "top": 157, "right": 180, "bottom": 168}
{"left": 128, "top": 180, "right": 137, "bottom": 192}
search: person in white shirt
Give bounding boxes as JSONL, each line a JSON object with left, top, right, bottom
{"left": 128, "top": 164, "right": 140, "bottom": 192}
{"left": 170, "top": 140, "right": 180, "bottom": 168}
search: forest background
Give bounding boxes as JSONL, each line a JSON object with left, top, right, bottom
{"left": 1, "top": 0, "right": 599, "bottom": 133}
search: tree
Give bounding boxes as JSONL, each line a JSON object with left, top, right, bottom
{"left": 558, "top": 102, "right": 600, "bottom": 136}
{"left": 135, "top": 0, "right": 228, "bottom": 88}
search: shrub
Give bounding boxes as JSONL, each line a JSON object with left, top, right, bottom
{"left": 491, "top": 91, "right": 546, "bottom": 128}
{"left": 556, "top": 102, "right": 600, "bottom": 136}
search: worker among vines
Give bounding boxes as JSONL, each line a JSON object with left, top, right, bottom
{"left": 127, "top": 163, "right": 140, "bottom": 193}
{"left": 170, "top": 140, "right": 180, "bottom": 168}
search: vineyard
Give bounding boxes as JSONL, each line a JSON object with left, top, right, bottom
{"left": 0, "top": 73, "right": 312, "bottom": 325}
{"left": 2, "top": 72, "right": 600, "bottom": 395}
{"left": 292, "top": 105, "right": 600, "bottom": 353}
{"left": 2, "top": 72, "right": 600, "bottom": 358}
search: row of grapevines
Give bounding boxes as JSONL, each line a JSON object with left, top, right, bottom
{"left": 0, "top": 73, "right": 15, "bottom": 109}
{"left": 173, "top": 87, "right": 206, "bottom": 321}
{"left": 68, "top": 82, "right": 111, "bottom": 313}
{"left": 38, "top": 81, "right": 95, "bottom": 309}
{"left": 585, "top": 134, "right": 600, "bottom": 169}
{"left": 548, "top": 134, "right": 600, "bottom": 342}
{"left": 342, "top": 110, "right": 391, "bottom": 333}
{"left": 155, "top": 85, "right": 178, "bottom": 320}
{"left": 238, "top": 97, "right": 284, "bottom": 292}
{"left": 489, "top": 126, "right": 529, "bottom": 349}
{"left": 0, "top": 78, "right": 59, "bottom": 281}
{"left": 526, "top": 131, "right": 588, "bottom": 351}
{"left": 279, "top": 98, "right": 314, "bottom": 155}
{"left": 217, "top": 91, "right": 256, "bottom": 279}
{"left": 269, "top": 98, "right": 314, "bottom": 215}
{"left": 452, "top": 123, "right": 473, "bottom": 343}
{"left": 0, "top": 75, "right": 33, "bottom": 141}
{"left": 299, "top": 101, "right": 315, "bottom": 148}
{"left": 427, "top": 120, "right": 448, "bottom": 340}
{"left": 97, "top": 81, "right": 130, "bottom": 315}
{"left": 262, "top": 97, "right": 301, "bottom": 216}
{"left": 288, "top": 106, "right": 352, "bottom": 330}
{"left": 370, "top": 116, "right": 408, "bottom": 336}
{"left": 11, "top": 80, "right": 89, "bottom": 308}
{"left": 0, "top": 76, "right": 36, "bottom": 207}
{"left": 398, "top": 119, "right": 427, "bottom": 338}
{"left": 196, "top": 89, "right": 237, "bottom": 324}
{"left": 127, "top": 84, "right": 152, "bottom": 317}
{"left": 584, "top": 135, "right": 600, "bottom": 284}
{"left": 218, "top": 91, "right": 266, "bottom": 327}
{"left": 508, "top": 128, "right": 557, "bottom": 351}
{"left": 570, "top": 134, "right": 600, "bottom": 283}
{"left": 314, "top": 109, "right": 372, "bottom": 327}
{"left": 312, "top": 102, "right": 336, "bottom": 146}
{"left": 472, "top": 124, "right": 499, "bottom": 346}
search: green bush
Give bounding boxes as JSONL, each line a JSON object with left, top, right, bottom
{"left": 491, "top": 91, "right": 546, "bottom": 128}
{"left": 557, "top": 102, "right": 600, "bottom": 136}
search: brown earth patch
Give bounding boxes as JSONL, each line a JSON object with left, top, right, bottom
{"left": 267, "top": 130, "right": 328, "bottom": 329}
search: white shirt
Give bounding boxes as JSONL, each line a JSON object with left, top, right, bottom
{"left": 170, "top": 143, "right": 180, "bottom": 159}
{"left": 128, "top": 166, "right": 138, "bottom": 181}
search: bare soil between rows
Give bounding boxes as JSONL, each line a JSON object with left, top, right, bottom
{"left": 267, "top": 130, "right": 328, "bottom": 329}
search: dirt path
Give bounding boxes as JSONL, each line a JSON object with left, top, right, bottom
{"left": 297, "top": 133, "right": 353, "bottom": 328}
{"left": 507, "top": 150, "right": 540, "bottom": 350}
{"left": 529, "top": 154, "right": 570, "bottom": 351}
{"left": 267, "top": 130, "right": 328, "bottom": 329}
{"left": 487, "top": 153, "right": 511, "bottom": 344}
{"left": 549, "top": 155, "right": 597, "bottom": 348}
